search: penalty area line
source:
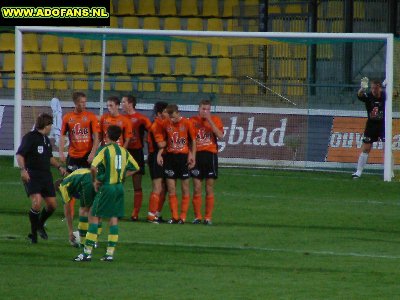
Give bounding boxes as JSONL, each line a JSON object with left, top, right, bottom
{"left": 1, "top": 234, "right": 399, "bottom": 260}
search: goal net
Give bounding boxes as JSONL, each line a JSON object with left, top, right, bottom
{"left": 6, "top": 26, "right": 399, "bottom": 181}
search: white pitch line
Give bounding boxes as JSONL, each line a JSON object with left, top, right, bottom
{"left": 1, "top": 234, "right": 399, "bottom": 260}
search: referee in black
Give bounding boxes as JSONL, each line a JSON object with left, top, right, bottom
{"left": 16, "top": 113, "right": 67, "bottom": 243}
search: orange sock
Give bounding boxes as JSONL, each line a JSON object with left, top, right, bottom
{"left": 205, "top": 195, "right": 214, "bottom": 220}
{"left": 192, "top": 194, "right": 202, "bottom": 220}
{"left": 168, "top": 194, "right": 179, "bottom": 220}
{"left": 157, "top": 191, "right": 166, "bottom": 213}
{"left": 147, "top": 192, "right": 160, "bottom": 220}
{"left": 179, "top": 195, "right": 190, "bottom": 221}
{"left": 132, "top": 189, "right": 143, "bottom": 218}
{"left": 69, "top": 198, "right": 76, "bottom": 220}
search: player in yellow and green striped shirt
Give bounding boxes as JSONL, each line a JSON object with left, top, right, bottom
{"left": 74, "top": 125, "right": 139, "bottom": 262}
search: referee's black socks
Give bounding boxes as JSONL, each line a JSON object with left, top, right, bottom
{"left": 29, "top": 208, "right": 40, "bottom": 235}
{"left": 38, "top": 207, "right": 54, "bottom": 228}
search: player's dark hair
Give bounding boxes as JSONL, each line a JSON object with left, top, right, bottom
{"left": 107, "top": 96, "right": 120, "bottom": 106}
{"left": 153, "top": 101, "right": 168, "bottom": 115}
{"left": 199, "top": 99, "right": 212, "bottom": 106}
{"left": 123, "top": 95, "right": 136, "bottom": 108}
{"left": 370, "top": 79, "right": 382, "bottom": 87}
{"left": 72, "top": 91, "right": 86, "bottom": 104}
{"left": 166, "top": 104, "right": 179, "bottom": 115}
{"left": 107, "top": 125, "right": 122, "bottom": 142}
{"left": 35, "top": 113, "right": 53, "bottom": 130}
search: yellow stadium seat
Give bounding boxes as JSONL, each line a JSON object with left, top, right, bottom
{"left": 354, "top": 1, "right": 366, "bottom": 19}
{"left": 159, "top": 0, "right": 177, "bottom": 16}
{"left": 66, "top": 55, "right": 85, "bottom": 73}
{"left": 194, "top": 58, "right": 213, "bottom": 76}
{"left": 231, "top": 45, "right": 249, "bottom": 57}
{"left": 236, "top": 58, "right": 257, "bottom": 78}
{"left": 202, "top": 1, "right": 220, "bottom": 17}
{"left": 131, "top": 56, "right": 149, "bottom": 74}
{"left": 271, "top": 19, "right": 284, "bottom": 32}
{"left": 146, "top": 41, "right": 166, "bottom": 55}
{"left": 284, "top": 4, "right": 302, "bottom": 14}
{"left": 187, "top": 18, "right": 203, "bottom": 31}
{"left": 50, "top": 74, "right": 68, "bottom": 90}
{"left": 41, "top": 35, "right": 60, "bottom": 53}
{"left": 87, "top": 56, "right": 103, "bottom": 74}
{"left": 83, "top": 40, "right": 102, "bottom": 54}
{"left": 116, "top": 0, "right": 135, "bottom": 15}
{"left": 122, "top": 16, "right": 139, "bottom": 28}
{"left": 292, "top": 45, "right": 307, "bottom": 59}
{"left": 110, "top": 16, "right": 119, "bottom": 28}
{"left": 93, "top": 76, "right": 111, "bottom": 90}
{"left": 297, "top": 60, "right": 307, "bottom": 79}
{"left": 327, "top": 1, "right": 343, "bottom": 18}
{"left": 317, "top": 20, "right": 327, "bottom": 33}
{"left": 244, "top": 83, "right": 258, "bottom": 95}
{"left": 109, "top": 56, "right": 128, "bottom": 74}
{"left": 138, "top": 76, "right": 155, "bottom": 92}
{"left": 317, "top": 44, "right": 333, "bottom": 59}
{"left": 62, "top": 37, "right": 82, "bottom": 53}
{"left": 216, "top": 58, "right": 232, "bottom": 77}
{"left": 182, "top": 77, "right": 199, "bottom": 93}
{"left": 287, "top": 81, "right": 304, "bottom": 96}
{"left": 210, "top": 44, "right": 229, "bottom": 57}
{"left": 160, "top": 77, "right": 177, "bottom": 92}
{"left": 23, "top": 33, "right": 39, "bottom": 52}
{"left": 24, "top": 54, "right": 43, "bottom": 73}
{"left": 115, "top": 75, "right": 133, "bottom": 91}
{"left": 169, "top": 41, "right": 188, "bottom": 56}
{"left": 143, "top": 17, "right": 160, "bottom": 29}
{"left": 222, "top": 78, "right": 241, "bottom": 94}
{"left": 126, "top": 39, "right": 144, "bottom": 55}
{"left": 331, "top": 20, "right": 344, "bottom": 32}
{"left": 137, "top": 0, "right": 155, "bottom": 15}
{"left": 164, "top": 17, "right": 181, "bottom": 30}
{"left": 278, "top": 60, "right": 295, "bottom": 79}
{"left": 273, "top": 43, "right": 290, "bottom": 58}
{"left": 174, "top": 57, "right": 192, "bottom": 76}
{"left": 190, "top": 42, "right": 209, "bottom": 56}
{"left": 71, "top": 75, "right": 89, "bottom": 90}
{"left": 180, "top": 0, "right": 198, "bottom": 16}
{"left": 45, "top": 54, "right": 64, "bottom": 73}
{"left": 27, "top": 74, "right": 47, "bottom": 90}
{"left": 0, "top": 74, "right": 3, "bottom": 89}
{"left": 0, "top": 33, "right": 15, "bottom": 52}
{"left": 207, "top": 18, "right": 223, "bottom": 31}
{"left": 153, "top": 57, "right": 171, "bottom": 75}
{"left": 3, "top": 53, "right": 15, "bottom": 73}
{"left": 202, "top": 78, "right": 219, "bottom": 93}
{"left": 290, "top": 19, "right": 306, "bottom": 32}
{"left": 223, "top": 0, "right": 240, "bottom": 17}
{"left": 106, "top": 40, "right": 124, "bottom": 54}
{"left": 268, "top": 5, "right": 281, "bottom": 14}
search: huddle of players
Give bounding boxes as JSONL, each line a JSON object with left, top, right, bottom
{"left": 57, "top": 93, "right": 224, "bottom": 253}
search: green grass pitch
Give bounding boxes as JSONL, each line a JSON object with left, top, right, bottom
{"left": 0, "top": 156, "right": 399, "bottom": 299}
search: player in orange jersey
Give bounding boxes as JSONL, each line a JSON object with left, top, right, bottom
{"left": 121, "top": 95, "right": 152, "bottom": 222}
{"left": 59, "top": 91, "right": 100, "bottom": 233}
{"left": 190, "top": 100, "right": 224, "bottom": 225}
{"left": 157, "top": 104, "right": 196, "bottom": 224}
{"left": 99, "top": 96, "right": 132, "bottom": 148}
{"left": 146, "top": 101, "right": 169, "bottom": 223}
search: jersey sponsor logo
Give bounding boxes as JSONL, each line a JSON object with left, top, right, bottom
{"left": 196, "top": 128, "right": 212, "bottom": 145}
{"left": 190, "top": 169, "right": 200, "bottom": 176}
{"left": 165, "top": 169, "right": 174, "bottom": 177}
{"left": 71, "top": 123, "right": 89, "bottom": 136}
{"left": 37, "top": 146, "right": 43, "bottom": 154}
{"left": 169, "top": 132, "right": 187, "bottom": 150}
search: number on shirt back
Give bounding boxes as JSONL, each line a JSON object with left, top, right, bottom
{"left": 115, "top": 155, "right": 122, "bottom": 170}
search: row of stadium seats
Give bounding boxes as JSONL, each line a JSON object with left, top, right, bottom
{"left": 0, "top": 74, "right": 306, "bottom": 96}
{"left": 112, "top": 0, "right": 259, "bottom": 18}
{"left": 0, "top": 53, "right": 234, "bottom": 77}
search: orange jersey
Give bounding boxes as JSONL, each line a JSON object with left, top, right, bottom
{"left": 190, "top": 115, "right": 224, "bottom": 153}
{"left": 100, "top": 113, "right": 132, "bottom": 147}
{"left": 124, "top": 112, "right": 152, "bottom": 150}
{"left": 147, "top": 118, "right": 166, "bottom": 153}
{"left": 162, "top": 117, "right": 196, "bottom": 154}
{"left": 61, "top": 111, "right": 100, "bottom": 158}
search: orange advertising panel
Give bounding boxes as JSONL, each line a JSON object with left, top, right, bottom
{"left": 327, "top": 117, "right": 400, "bottom": 163}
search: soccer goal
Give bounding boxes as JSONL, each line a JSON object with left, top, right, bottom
{"left": 10, "top": 26, "right": 397, "bottom": 181}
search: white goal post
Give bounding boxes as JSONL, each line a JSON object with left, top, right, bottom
{"left": 13, "top": 26, "right": 395, "bottom": 181}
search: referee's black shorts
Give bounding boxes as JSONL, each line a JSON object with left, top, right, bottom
{"left": 190, "top": 151, "right": 218, "bottom": 180}
{"left": 147, "top": 152, "right": 164, "bottom": 179}
{"left": 164, "top": 153, "right": 190, "bottom": 180}
{"left": 24, "top": 169, "right": 56, "bottom": 198}
{"left": 128, "top": 148, "right": 145, "bottom": 175}
{"left": 363, "top": 121, "right": 385, "bottom": 144}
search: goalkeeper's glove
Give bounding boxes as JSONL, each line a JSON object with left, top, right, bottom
{"left": 360, "top": 77, "right": 369, "bottom": 89}
{"left": 382, "top": 79, "right": 387, "bottom": 88}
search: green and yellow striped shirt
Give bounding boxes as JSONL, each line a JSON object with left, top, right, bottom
{"left": 91, "top": 143, "right": 139, "bottom": 184}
